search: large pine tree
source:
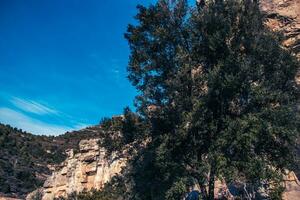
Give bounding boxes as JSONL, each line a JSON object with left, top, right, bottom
{"left": 125, "top": 0, "right": 299, "bottom": 199}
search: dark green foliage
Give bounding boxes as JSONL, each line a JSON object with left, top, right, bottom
{"left": 100, "top": 116, "right": 124, "bottom": 132}
{"left": 165, "top": 178, "right": 191, "bottom": 200}
{"left": 0, "top": 124, "right": 60, "bottom": 196}
{"left": 122, "top": 107, "right": 147, "bottom": 143}
{"left": 125, "top": 0, "right": 299, "bottom": 199}
{"left": 99, "top": 107, "right": 148, "bottom": 154}
{"left": 0, "top": 176, "right": 11, "bottom": 193}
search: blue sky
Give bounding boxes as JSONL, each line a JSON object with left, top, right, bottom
{"left": 0, "top": 0, "right": 160, "bottom": 135}
{"left": 0, "top": 0, "right": 196, "bottom": 135}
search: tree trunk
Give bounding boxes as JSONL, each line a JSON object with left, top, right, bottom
{"left": 199, "top": 183, "right": 208, "bottom": 200}
{"left": 208, "top": 166, "right": 216, "bottom": 200}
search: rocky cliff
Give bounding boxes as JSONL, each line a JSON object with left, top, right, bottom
{"left": 282, "top": 171, "right": 300, "bottom": 200}
{"left": 27, "top": 139, "right": 127, "bottom": 200}
{"left": 0, "top": 122, "right": 106, "bottom": 199}
{"left": 261, "top": 0, "right": 300, "bottom": 84}
{"left": 261, "top": 0, "right": 300, "bottom": 58}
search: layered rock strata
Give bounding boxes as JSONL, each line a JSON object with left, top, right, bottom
{"left": 282, "top": 171, "right": 300, "bottom": 200}
{"left": 261, "top": 0, "right": 300, "bottom": 84}
{"left": 27, "top": 139, "right": 127, "bottom": 200}
{"left": 261, "top": 0, "right": 300, "bottom": 58}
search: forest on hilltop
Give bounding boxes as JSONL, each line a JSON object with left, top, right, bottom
{"left": 0, "top": 123, "right": 105, "bottom": 197}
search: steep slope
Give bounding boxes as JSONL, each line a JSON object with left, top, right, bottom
{"left": 261, "top": 0, "right": 300, "bottom": 85}
{"left": 261, "top": 0, "right": 300, "bottom": 58}
{"left": 261, "top": 0, "right": 300, "bottom": 179}
{"left": 0, "top": 124, "right": 104, "bottom": 198}
{"left": 25, "top": 114, "right": 143, "bottom": 200}
{"left": 27, "top": 139, "right": 128, "bottom": 200}
{"left": 0, "top": 124, "right": 65, "bottom": 197}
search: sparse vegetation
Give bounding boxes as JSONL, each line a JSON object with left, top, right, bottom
{"left": 0, "top": 123, "right": 102, "bottom": 197}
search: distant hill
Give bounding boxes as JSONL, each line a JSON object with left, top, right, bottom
{"left": 0, "top": 123, "right": 103, "bottom": 198}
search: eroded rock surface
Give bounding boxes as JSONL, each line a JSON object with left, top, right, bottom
{"left": 27, "top": 139, "right": 127, "bottom": 200}
{"left": 261, "top": 0, "right": 300, "bottom": 58}
{"left": 282, "top": 171, "right": 300, "bottom": 200}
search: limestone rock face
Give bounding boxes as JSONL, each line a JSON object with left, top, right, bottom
{"left": 0, "top": 197, "right": 22, "bottom": 200}
{"left": 30, "top": 139, "right": 127, "bottom": 200}
{"left": 261, "top": 0, "right": 300, "bottom": 58}
{"left": 282, "top": 171, "right": 300, "bottom": 200}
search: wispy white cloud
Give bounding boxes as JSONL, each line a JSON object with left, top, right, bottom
{"left": 112, "top": 68, "right": 120, "bottom": 73}
{"left": 0, "top": 94, "right": 88, "bottom": 135}
{"left": 10, "top": 97, "right": 59, "bottom": 115}
{"left": 0, "top": 107, "right": 85, "bottom": 135}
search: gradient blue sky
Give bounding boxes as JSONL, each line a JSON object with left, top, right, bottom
{"left": 0, "top": 0, "right": 160, "bottom": 135}
{"left": 0, "top": 0, "right": 196, "bottom": 135}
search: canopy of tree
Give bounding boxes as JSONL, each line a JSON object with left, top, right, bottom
{"left": 124, "top": 0, "right": 300, "bottom": 199}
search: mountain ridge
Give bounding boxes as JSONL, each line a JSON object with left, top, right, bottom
{"left": 0, "top": 123, "right": 105, "bottom": 199}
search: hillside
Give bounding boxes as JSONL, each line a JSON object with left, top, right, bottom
{"left": 0, "top": 124, "right": 104, "bottom": 198}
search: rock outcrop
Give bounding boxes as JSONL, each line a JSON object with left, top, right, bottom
{"left": 212, "top": 172, "right": 300, "bottom": 200}
{"left": 27, "top": 139, "right": 127, "bottom": 200}
{"left": 0, "top": 197, "right": 22, "bottom": 200}
{"left": 282, "top": 171, "right": 300, "bottom": 200}
{"left": 261, "top": 0, "right": 300, "bottom": 58}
